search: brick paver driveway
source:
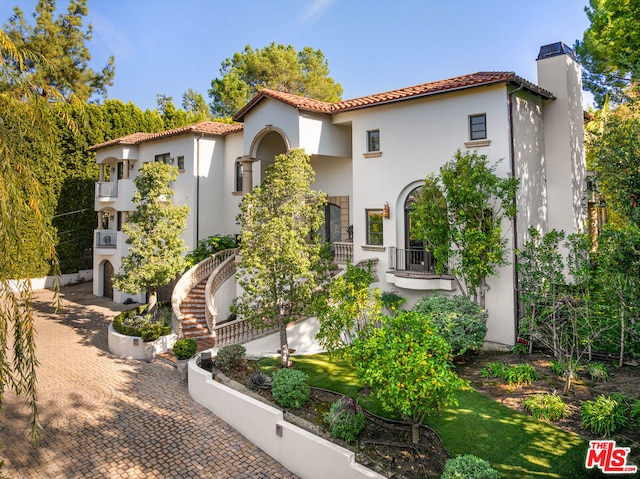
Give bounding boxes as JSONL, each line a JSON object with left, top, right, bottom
{"left": 0, "top": 282, "right": 297, "bottom": 479}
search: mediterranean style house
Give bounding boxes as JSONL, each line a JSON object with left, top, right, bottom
{"left": 91, "top": 42, "right": 586, "bottom": 349}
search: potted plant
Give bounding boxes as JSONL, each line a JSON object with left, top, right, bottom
{"left": 140, "top": 324, "right": 163, "bottom": 362}
{"left": 173, "top": 338, "right": 197, "bottom": 382}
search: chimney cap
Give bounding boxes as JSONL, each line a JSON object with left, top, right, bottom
{"left": 537, "top": 42, "right": 580, "bottom": 64}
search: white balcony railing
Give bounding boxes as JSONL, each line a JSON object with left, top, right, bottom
{"left": 96, "top": 181, "right": 118, "bottom": 198}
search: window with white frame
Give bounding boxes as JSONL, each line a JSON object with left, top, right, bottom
{"left": 366, "top": 209, "right": 384, "bottom": 245}
{"left": 177, "top": 155, "right": 185, "bottom": 171}
{"left": 469, "top": 114, "right": 487, "bottom": 140}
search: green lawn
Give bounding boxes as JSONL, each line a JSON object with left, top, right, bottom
{"left": 258, "top": 353, "right": 606, "bottom": 479}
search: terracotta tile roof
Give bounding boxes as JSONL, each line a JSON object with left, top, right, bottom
{"left": 233, "top": 72, "right": 554, "bottom": 121}
{"left": 89, "top": 121, "right": 244, "bottom": 152}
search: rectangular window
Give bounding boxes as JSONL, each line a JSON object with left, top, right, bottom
{"left": 469, "top": 114, "right": 487, "bottom": 140}
{"left": 366, "top": 209, "right": 384, "bottom": 245}
{"left": 367, "top": 129, "right": 380, "bottom": 152}
{"left": 235, "top": 161, "right": 243, "bottom": 192}
{"left": 155, "top": 152, "right": 171, "bottom": 164}
{"left": 177, "top": 155, "right": 185, "bottom": 170}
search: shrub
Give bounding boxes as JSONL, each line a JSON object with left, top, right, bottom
{"left": 480, "top": 362, "right": 539, "bottom": 387}
{"left": 524, "top": 393, "right": 568, "bottom": 421}
{"left": 551, "top": 361, "right": 565, "bottom": 378}
{"left": 215, "top": 344, "right": 246, "bottom": 374}
{"left": 588, "top": 362, "right": 610, "bottom": 382}
{"left": 323, "top": 397, "right": 366, "bottom": 442}
{"left": 112, "top": 303, "right": 172, "bottom": 339}
{"left": 184, "top": 235, "right": 236, "bottom": 270}
{"left": 511, "top": 342, "right": 528, "bottom": 356}
{"left": 581, "top": 394, "right": 630, "bottom": 436}
{"left": 412, "top": 294, "right": 487, "bottom": 356}
{"left": 172, "top": 338, "right": 197, "bottom": 360}
{"left": 380, "top": 290, "right": 406, "bottom": 316}
{"left": 247, "top": 371, "right": 272, "bottom": 391}
{"left": 504, "top": 363, "right": 540, "bottom": 387}
{"left": 480, "top": 362, "right": 508, "bottom": 379}
{"left": 271, "top": 368, "right": 310, "bottom": 409}
{"left": 631, "top": 399, "right": 640, "bottom": 423}
{"left": 441, "top": 454, "right": 499, "bottom": 479}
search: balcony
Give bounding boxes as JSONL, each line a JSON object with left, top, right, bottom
{"left": 94, "top": 179, "right": 135, "bottom": 211}
{"left": 386, "top": 247, "right": 455, "bottom": 291}
{"left": 96, "top": 181, "right": 118, "bottom": 199}
{"left": 332, "top": 242, "right": 353, "bottom": 264}
{"left": 95, "top": 230, "right": 117, "bottom": 250}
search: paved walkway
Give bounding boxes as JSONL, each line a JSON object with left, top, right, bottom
{"left": 0, "top": 282, "right": 297, "bottom": 479}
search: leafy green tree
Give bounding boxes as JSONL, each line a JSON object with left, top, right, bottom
{"left": 588, "top": 98, "right": 640, "bottom": 226}
{"left": 181, "top": 88, "right": 211, "bottom": 122}
{"left": 234, "top": 149, "right": 328, "bottom": 367}
{"left": 349, "top": 311, "right": 468, "bottom": 444}
{"left": 596, "top": 225, "right": 640, "bottom": 365}
{"left": 209, "top": 43, "right": 343, "bottom": 118}
{"left": 0, "top": 27, "right": 67, "bottom": 443}
{"left": 314, "top": 261, "right": 382, "bottom": 356}
{"left": 517, "top": 231, "right": 610, "bottom": 393}
{"left": 113, "top": 162, "right": 189, "bottom": 312}
{"left": 2, "top": 0, "right": 114, "bottom": 101}
{"left": 410, "top": 150, "right": 518, "bottom": 307}
{"left": 574, "top": 0, "right": 640, "bottom": 106}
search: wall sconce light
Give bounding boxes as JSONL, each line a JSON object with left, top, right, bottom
{"left": 170, "top": 157, "right": 175, "bottom": 164}
{"left": 128, "top": 163, "right": 134, "bottom": 170}
{"left": 383, "top": 202, "right": 390, "bottom": 219}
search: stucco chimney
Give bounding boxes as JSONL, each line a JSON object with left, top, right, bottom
{"left": 536, "top": 42, "right": 586, "bottom": 237}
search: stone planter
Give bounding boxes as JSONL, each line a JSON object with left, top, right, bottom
{"left": 176, "top": 358, "right": 189, "bottom": 382}
{"left": 144, "top": 341, "right": 156, "bottom": 362}
{"left": 108, "top": 324, "right": 177, "bottom": 360}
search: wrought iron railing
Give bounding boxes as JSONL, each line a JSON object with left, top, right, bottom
{"left": 388, "top": 247, "right": 437, "bottom": 274}
{"left": 95, "top": 231, "right": 117, "bottom": 248}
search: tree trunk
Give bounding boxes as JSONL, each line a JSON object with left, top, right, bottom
{"left": 148, "top": 288, "right": 158, "bottom": 316}
{"left": 563, "top": 369, "right": 573, "bottom": 395}
{"left": 619, "top": 312, "right": 625, "bottom": 367}
{"left": 411, "top": 423, "right": 420, "bottom": 445}
{"left": 279, "top": 319, "right": 291, "bottom": 368}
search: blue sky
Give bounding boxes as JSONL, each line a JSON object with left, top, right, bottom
{"left": 0, "top": 0, "right": 593, "bottom": 111}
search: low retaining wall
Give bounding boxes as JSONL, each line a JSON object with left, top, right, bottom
{"left": 108, "top": 324, "right": 177, "bottom": 360}
{"left": 9, "top": 270, "right": 93, "bottom": 292}
{"left": 188, "top": 359, "right": 384, "bottom": 479}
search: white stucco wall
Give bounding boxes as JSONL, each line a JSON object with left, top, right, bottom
{"left": 299, "top": 112, "right": 351, "bottom": 158}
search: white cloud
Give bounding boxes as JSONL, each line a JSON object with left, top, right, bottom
{"left": 301, "top": 0, "right": 337, "bottom": 25}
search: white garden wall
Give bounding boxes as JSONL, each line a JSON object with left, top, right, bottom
{"left": 188, "top": 360, "right": 384, "bottom": 479}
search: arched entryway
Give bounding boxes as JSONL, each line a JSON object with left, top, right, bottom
{"left": 103, "top": 260, "right": 114, "bottom": 299}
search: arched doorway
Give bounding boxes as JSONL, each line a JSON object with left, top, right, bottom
{"left": 103, "top": 260, "right": 114, "bottom": 299}
{"left": 404, "top": 186, "right": 436, "bottom": 273}
{"left": 322, "top": 202, "right": 342, "bottom": 244}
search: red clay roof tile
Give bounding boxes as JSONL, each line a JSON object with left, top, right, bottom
{"left": 89, "top": 121, "right": 243, "bottom": 151}
{"left": 233, "top": 71, "right": 553, "bottom": 121}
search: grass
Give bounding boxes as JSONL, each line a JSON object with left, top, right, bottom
{"left": 258, "top": 353, "right": 603, "bottom": 479}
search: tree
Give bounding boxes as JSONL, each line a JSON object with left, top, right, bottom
{"left": 2, "top": 0, "right": 114, "bottom": 101}
{"left": 113, "top": 162, "right": 189, "bottom": 312}
{"left": 517, "top": 231, "right": 611, "bottom": 393}
{"left": 0, "top": 27, "right": 67, "bottom": 443}
{"left": 181, "top": 88, "right": 211, "bottom": 122}
{"left": 234, "top": 149, "right": 328, "bottom": 367}
{"left": 348, "top": 311, "right": 468, "bottom": 444}
{"left": 588, "top": 98, "right": 640, "bottom": 226}
{"left": 314, "top": 261, "right": 382, "bottom": 357}
{"left": 574, "top": 0, "right": 640, "bottom": 106}
{"left": 410, "top": 150, "right": 518, "bottom": 307}
{"left": 208, "top": 43, "right": 343, "bottom": 118}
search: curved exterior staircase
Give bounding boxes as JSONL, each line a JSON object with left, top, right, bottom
{"left": 171, "top": 247, "right": 376, "bottom": 354}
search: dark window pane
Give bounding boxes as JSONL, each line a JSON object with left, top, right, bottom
{"left": 367, "top": 130, "right": 380, "bottom": 152}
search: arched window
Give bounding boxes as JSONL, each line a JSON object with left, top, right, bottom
{"left": 322, "top": 203, "right": 342, "bottom": 244}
